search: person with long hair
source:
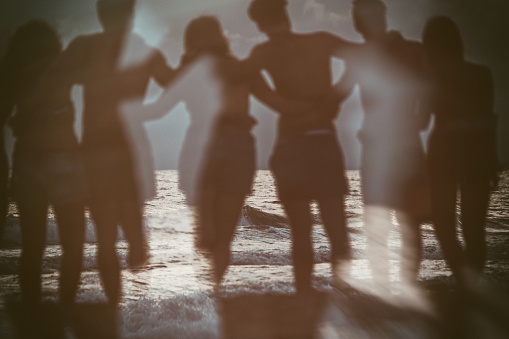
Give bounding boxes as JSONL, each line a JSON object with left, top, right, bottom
{"left": 181, "top": 17, "right": 259, "bottom": 285}
{"left": 0, "top": 19, "right": 85, "bottom": 310}
{"left": 423, "top": 16, "right": 499, "bottom": 289}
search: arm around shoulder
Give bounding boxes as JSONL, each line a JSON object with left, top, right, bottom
{"left": 319, "top": 32, "right": 359, "bottom": 59}
{"left": 51, "top": 35, "right": 88, "bottom": 74}
{"left": 240, "top": 44, "right": 269, "bottom": 77}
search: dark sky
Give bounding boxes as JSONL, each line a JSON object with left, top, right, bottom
{"left": 1, "top": 0, "right": 508, "bottom": 169}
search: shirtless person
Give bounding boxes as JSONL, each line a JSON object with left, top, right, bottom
{"left": 245, "top": 0, "right": 355, "bottom": 293}
{"left": 52, "top": 0, "right": 173, "bottom": 305}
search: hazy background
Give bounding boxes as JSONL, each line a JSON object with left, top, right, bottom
{"left": 1, "top": 0, "right": 507, "bottom": 170}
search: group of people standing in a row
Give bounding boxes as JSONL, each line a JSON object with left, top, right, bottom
{"left": 0, "top": 0, "right": 498, "bottom": 312}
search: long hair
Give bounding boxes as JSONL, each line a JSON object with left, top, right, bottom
{"left": 0, "top": 20, "right": 62, "bottom": 136}
{"left": 423, "top": 16, "right": 464, "bottom": 63}
{"left": 181, "top": 16, "right": 231, "bottom": 65}
{"left": 0, "top": 19, "right": 62, "bottom": 105}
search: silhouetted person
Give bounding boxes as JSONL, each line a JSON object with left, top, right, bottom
{"left": 1, "top": 20, "right": 85, "bottom": 310}
{"left": 342, "top": 0, "right": 431, "bottom": 299}
{"left": 130, "top": 15, "right": 313, "bottom": 287}
{"left": 423, "top": 16, "right": 498, "bottom": 289}
{"left": 245, "top": 0, "right": 354, "bottom": 294}
{"left": 52, "top": 0, "right": 173, "bottom": 305}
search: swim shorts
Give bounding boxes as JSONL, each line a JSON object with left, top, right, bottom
{"left": 270, "top": 133, "right": 348, "bottom": 202}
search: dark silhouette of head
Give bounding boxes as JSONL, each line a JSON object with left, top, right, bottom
{"left": 248, "top": 0, "right": 290, "bottom": 36}
{"left": 3, "top": 19, "right": 61, "bottom": 72}
{"left": 96, "top": 0, "right": 135, "bottom": 32}
{"left": 352, "top": 0, "right": 387, "bottom": 40}
{"left": 423, "top": 16, "right": 464, "bottom": 66}
{"left": 184, "top": 16, "right": 230, "bottom": 59}
{"left": 1, "top": 19, "right": 61, "bottom": 97}
{"left": 1, "top": 20, "right": 62, "bottom": 136}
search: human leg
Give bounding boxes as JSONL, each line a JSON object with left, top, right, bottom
{"left": 54, "top": 202, "right": 85, "bottom": 307}
{"left": 196, "top": 189, "right": 218, "bottom": 252}
{"left": 395, "top": 211, "right": 436, "bottom": 314}
{"left": 209, "top": 193, "right": 245, "bottom": 285}
{"left": 282, "top": 200, "right": 314, "bottom": 294}
{"left": 18, "top": 201, "right": 48, "bottom": 308}
{"left": 316, "top": 198, "right": 351, "bottom": 285}
{"left": 460, "top": 179, "right": 490, "bottom": 284}
{"left": 89, "top": 200, "right": 121, "bottom": 305}
{"left": 430, "top": 178, "right": 466, "bottom": 282}
{"left": 395, "top": 211, "right": 422, "bottom": 287}
{"left": 364, "top": 205, "right": 393, "bottom": 293}
{"left": 0, "top": 154, "right": 8, "bottom": 243}
{"left": 119, "top": 200, "right": 149, "bottom": 267}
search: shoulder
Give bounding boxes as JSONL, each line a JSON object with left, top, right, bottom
{"left": 407, "top": 40, "right": 426, "bottom": 60}
{"left": 402, "top": 36, "right": 422, "bottom": 49}
{"left": 65, "top": 35, "right": 89, "bottom": 52}
{"left": 467, "top": 62, "right": 491, "bottom": 76}
{"left": 389, "top": 31, "right": 422, "bottom": 51}
{"left": 404, "top": 38, "right": 427, "bottom": 64}
{"left": 389, "top": 31, "right": 428, "bottom": 67}
{"left": 250, "top": 41, "right": 271, "bottom": 57}
{"left": 129, "top": 33, "right": 168, "bottom": 63}
{"left": 407, "top": 40, "right": 424, "bottom": 55}
{"left": 309, "top": 31, "right": 359, "bottom": 58}
{"left": 247, "top": 42, "right": 272, "bottom": 68}
{"left": 130, "top": 33, "right": 159, "bottom": 54}
{"left": 467, "top": 62, "right": 493, "bottom": 84}
{"left": 150, "top": 47, "right": 167, "bottom": 65}
{"left": 53, "top": 34, "right": 98, "bottom": 69}
{"left": 66, "top": 32, "right": 101, "bottom": 48}
{"left": 303, "top": 31, "right": 348, "bottom": 46}
{"left": 312, "top": 31, "right": 343, "bottom": 41}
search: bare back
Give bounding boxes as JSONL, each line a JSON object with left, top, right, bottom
{"left": 63, "top": 32, "right": 171, "bottom": 147}
{"left": 181, "top": 55, "right": 253, "bottom": 127}
{"left": 252, "top": 32, "right": 339, "bottom": 101}
{"left": 249, "top": 32, "right": 352, "bottom": 138}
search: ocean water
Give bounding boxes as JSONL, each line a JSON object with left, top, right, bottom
{"left": 1, "top": 170, "right": 508, "bottom": 338}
